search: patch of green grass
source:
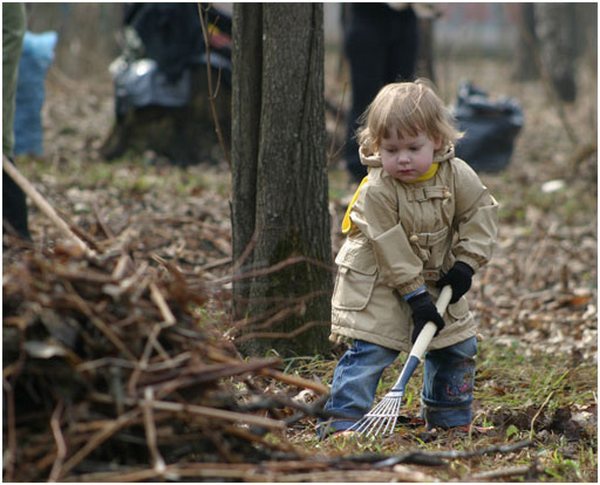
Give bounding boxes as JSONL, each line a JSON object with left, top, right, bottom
{"left": 492, "top": 178, "right": 595, "bottom": 227}
{"left": 288, "top": 339, "right": 597, "bottom": 482}
{"left": 327, "top": 167, "right": 352, "bottom": 202}
{"left": 16, "top": 153, "right": 231, "bottom": 199}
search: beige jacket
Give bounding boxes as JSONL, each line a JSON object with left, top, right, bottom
{"left": 331, "top": 144, "right": 499, "bottom": 352}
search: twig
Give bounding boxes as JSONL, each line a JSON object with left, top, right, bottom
{"left": 48, "top": 399, "right": 66, "bottom": 482}
{"left": 149, "top": 358, "right": 284, "bottom": 398}
{"left": 326, "top": 81, "right": 348, "bottom": 165}
{"left": 224, "top": 425, "right": 298, "bottom": 453}
{"left": 259, "top": 367, "right": 329, "bottom": 395}
{"left": 142, "top": 387, "right": 166, "bottom": 475}
{"left": 127, "top": 323, "right": 163, "bottom": 396}
{"left": 149, "top": 282, "right": 176, "bottom": 326}
{"left": 91, "top": 200, "right": 115, "bottom": 239}
{"left": 111, "top": 252, "right": 134, "bottom": 280}
{"left": 568, "top": 142, "right": 597, "bottom": 176}
{"left": 64, "top": 281, "right": 137, "bottom": 361}
{"left": 231, "top": 225, "right": 260, "bottom": 274}
{"left": 391, "top": 464, "right": 437, "bottom": 482}
{"left": 236, "top": 320, "right": 329, "bottom": 343}
{"left": 148, "top": 399, "right": 286, "bottom": 430}
{"left": 197, "top": 5, "right": 231, "bottom": 167}
{"left": 214, "top": 255, "right": 335, "bottom": 285}
{"left": 2, "top": 378, "right": 18, "bottom": 481}
{"left": 522, "top": 222, "right": 558, "bottom": 288}
{"left": 198, "top": 256, "right": 232, "bottom": 271}
{"left": 62, "top": 464, "right": 262, "bottom": 482}
{"left": 470, "top": 463, "right": 538, "bottom": 480}
{"left": 373, "top": 439, "right": 534, "bottom": 468}
{"left": 205, "top": 346, "right": 329, "bottom": 394}
{"left": 102, "top": 261, "right": 149, "bottom": 299}
{"left": 3, "top": 155, "right": 97, "bottom": 258}
{"left": 59, "top": 409, "right": 142, "bottom": 479}
{"left": 530, "top": 389, "right": 555, "bottom": 439}
{"left": 230, "top": 304, "right": 305, "bottom": 336}
{"left": 48, "top": 264, "right": 115, "bottom": 284}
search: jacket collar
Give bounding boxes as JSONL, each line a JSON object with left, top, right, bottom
{"left": 359, "top": 143, "right": 455, "bottom": 168}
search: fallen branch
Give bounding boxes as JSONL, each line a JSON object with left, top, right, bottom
{"left": 147, "top": 399, "right": 286, "bottom": 430}
{"left": 470, "top": 462, "right": 539, "bottom": 480}
{"left": 372, "top": 439, "right": 534, "bottom": 468}
{"left": 3, "top": 155, "right": 96, "bottom": 258}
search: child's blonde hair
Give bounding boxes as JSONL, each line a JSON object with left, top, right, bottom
{"left": 356, "top": 78, "right": 463, "bottom": 153}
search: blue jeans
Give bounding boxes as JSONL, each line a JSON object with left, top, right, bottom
{"left": 320, "top": 337, "right": 477, "bottom": 436}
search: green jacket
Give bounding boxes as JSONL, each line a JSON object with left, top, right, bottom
{"left": 331, "top": 144, "right": 499, "bottom": 352}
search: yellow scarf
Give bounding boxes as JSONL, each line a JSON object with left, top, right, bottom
{"left": 412, "top": 162, "right": 439, "bottom": 183}
{"left": 341, "top": 163, "right": 439, "bottom": 234}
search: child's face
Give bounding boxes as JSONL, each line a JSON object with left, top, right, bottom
{"left": 379, "top": 130, "right": 441, "bottom": 183}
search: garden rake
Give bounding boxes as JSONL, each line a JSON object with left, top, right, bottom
{"left": 349, "top": 285, "right": 453, "bottom": 437}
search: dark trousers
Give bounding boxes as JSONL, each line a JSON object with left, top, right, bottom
{"left": 3, "top": 160, "right": 30, "bottom": 240}
{"left": 344, "top": 5, "right": 419, "bottom": 182}
{"left": 3, "top": 4, "right": 30, "bottom": 240}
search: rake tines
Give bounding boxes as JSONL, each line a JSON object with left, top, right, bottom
{"left": 347, "top": 287, "right": 454, "bottom": 439}
{"left": 350, "top": 390, "right": 404, "bottom": 436}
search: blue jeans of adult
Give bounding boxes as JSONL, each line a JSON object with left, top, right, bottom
{"left": 320, "top": 336, "right": 477, "bottom": 436}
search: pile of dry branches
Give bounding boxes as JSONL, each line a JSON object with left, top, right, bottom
{"left": 6, "top": 228, "right": 537, "bottom": 483}
{"left": 3, "top": 237, "right": 330, "bottom": 481}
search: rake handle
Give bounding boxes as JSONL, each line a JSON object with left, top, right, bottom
{"left": 411, "top": 285, "right": 453, "bottom": 361}
{"left": 390, "top": 285, "right": 453, "bottom": 393}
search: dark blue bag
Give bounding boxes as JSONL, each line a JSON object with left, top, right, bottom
{"left": 453, "top": 82, "right": 524, "bottom": 172}
{"left": 14, "top": 31, "right": 58, "bottom": 156}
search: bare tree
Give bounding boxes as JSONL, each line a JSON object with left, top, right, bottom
{"left": 231, "top": 4, "right": 332, "bottom": 357}
{"left": 513, "top": 3, "right": 538, "bottom": 82}
{"left": 534, "top": 3, "right": 578, "bottom": 103}
{"left": 513, "top": 3, "right": 580, "bottom": 103}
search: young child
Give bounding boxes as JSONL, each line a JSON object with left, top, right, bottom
{"left": 321, "top": 79, "right": 498, "bottom": 437}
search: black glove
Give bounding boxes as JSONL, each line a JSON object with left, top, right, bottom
{"left": 407, "top": 292, "right": 445, "bottom": 344}
{"left": 436, "top": 262, "right": 474, "bottom": 304}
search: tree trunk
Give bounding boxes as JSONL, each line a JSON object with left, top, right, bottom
{"left": 512, "top": 3, "right": 538, "bottom": 81}
{"left": 534, "top": 3, "right": 578, "bottom": 102}
{"left": 416, "top": 17, "right": 436, "bottom": 84}
{"left": 231, "top": 4, "right": 332, "bottom": 357}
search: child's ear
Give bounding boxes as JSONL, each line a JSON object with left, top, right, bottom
{"left": 433, "top": 137, "right": 444, "bottom": 150}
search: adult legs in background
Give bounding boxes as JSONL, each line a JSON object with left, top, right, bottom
{"left": 3, "top": 3, "right": 30, "bottom": 241}
{"left": 343, "top": 5, "right": 419, "bottom": 183}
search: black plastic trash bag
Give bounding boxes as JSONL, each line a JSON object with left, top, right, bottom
{"left": 452, "top": 82, "right": 524, "bottom": 172}
{"left": 110, "top": 3, "right": 232, "bottom": 118}
{"left": 111, "top": 58, "right": 192, "bottom": 117}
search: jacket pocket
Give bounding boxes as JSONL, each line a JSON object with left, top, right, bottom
{"left": 332, "top": 241, "right": 377, "bottom": 311}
